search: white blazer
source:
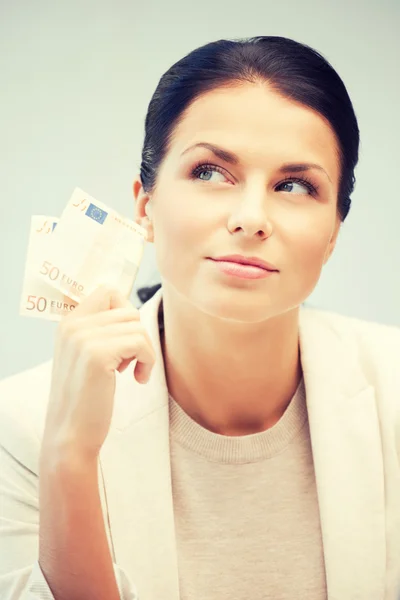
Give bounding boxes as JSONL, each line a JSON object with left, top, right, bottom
{"left": 0, "top": 288, "right": 400, "bottom": 600}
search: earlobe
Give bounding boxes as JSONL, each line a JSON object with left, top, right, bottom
{"left": 144, "top": 218, "right": 154, "bottom": 243}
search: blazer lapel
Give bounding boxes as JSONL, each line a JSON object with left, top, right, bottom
{"left": 99, "top": 289, "right": 180, "bottom": 600}
{"left": 99, "top": 290, "right": 386, "bottom": 600}
{"left": 299, "top": 309, "right": 386, "bottom": 600}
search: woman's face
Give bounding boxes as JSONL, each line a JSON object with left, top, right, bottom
{"left": 134, "top": 83, "right": 342, "bottom": 323}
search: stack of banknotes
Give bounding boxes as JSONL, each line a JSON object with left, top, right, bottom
{"left": 20, "top": 188, "right": 148, "bottom": 321}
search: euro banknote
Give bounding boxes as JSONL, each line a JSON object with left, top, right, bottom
{"left": 20, "top": 216, "right": 78, "bottom": 320}
{"left": 36, "top": 188, "right": 148, "bottom": 303}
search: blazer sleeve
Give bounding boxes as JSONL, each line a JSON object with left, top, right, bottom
{"left": 0, "top": 369, "right": 139, "bottom": 600}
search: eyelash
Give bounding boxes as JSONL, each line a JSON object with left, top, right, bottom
{"left": 190, "top": 161, "right": 320, "bottom": 196}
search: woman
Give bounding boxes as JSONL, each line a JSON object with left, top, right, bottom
{"left": 0, "top": 36, "right": 399, "bottom": 600}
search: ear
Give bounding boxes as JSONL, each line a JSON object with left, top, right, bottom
{"left": 323, "top": 215, "right": 341, "bottom": 265}
{"left": 133, "top": 177, "right": 154, "bottom": 243}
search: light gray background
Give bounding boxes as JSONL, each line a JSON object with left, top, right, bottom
{"left": 1, "top": 0, "right": 399, "bottom": 380}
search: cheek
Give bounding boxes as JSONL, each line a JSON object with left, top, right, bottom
{"left": 277, "top": 219, "right": 333, "bottom": 305}
{"left": 153, "top": 194, "right": 207, "bottom": 279}
{"left": 287, "top": 218, "right": 334, "bottom": 281}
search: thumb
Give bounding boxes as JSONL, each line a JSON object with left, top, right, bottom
{"left": 133, "top": 360, "right": 152, "bottom": 384}
{"left": 109, "top": 288, "right": 134, "bottom": 310}
{"left": 112, "top": 290, "right": 151, "bottom": 381}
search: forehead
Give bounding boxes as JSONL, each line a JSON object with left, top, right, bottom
{"left": 170, "top": 83, "right": 340, "bottom": 181}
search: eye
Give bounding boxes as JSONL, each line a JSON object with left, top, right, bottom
{"left": 189, "top": 163, "right": 319, "bottom": 197}
{"left": 275, "top": 176, "right": 318, "bottom": 196}
{"left": 190, "top": 162, "right": 230, "bottom": 183}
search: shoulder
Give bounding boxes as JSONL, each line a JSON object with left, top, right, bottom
{"left": 301, "top": 305, "right": 400, "bottom": 394}
{"left": 0, "top": 360, "right": 53, "bottom": 474}
{"left": 304, "top": 307, "right": 400, "bottom": 454}
{"left": 305, "top": 305, "right": 400, "bottom": 424}
{"left": 303, "top": 305, "right": 400, "bottom": 359}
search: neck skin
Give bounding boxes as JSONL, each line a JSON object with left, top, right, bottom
{"left": 160, "top": 287, "right": 303, "bottom": 437}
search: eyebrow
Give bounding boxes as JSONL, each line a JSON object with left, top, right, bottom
{"left": 180, "top": 142, "right": 332, "bottom": 183}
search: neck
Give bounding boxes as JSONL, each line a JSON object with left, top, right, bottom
{"left": 159, "top": 287, "right": 303, "bottom": 436}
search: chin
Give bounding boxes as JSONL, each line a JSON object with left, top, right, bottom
{"left": 164, "top": 277, "right": 304, "bottom": 324}
{"left": 193, "top": 290, "right": 282, "bottom": 324}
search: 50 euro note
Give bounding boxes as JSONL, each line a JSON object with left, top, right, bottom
{"left": 20, "top": 216, "right": 78, "bottom": 321}
{"left": 36, "top": 188, "right": 148, "bottom": 303}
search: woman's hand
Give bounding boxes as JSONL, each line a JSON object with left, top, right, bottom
{"left": 41, "top": 285, "right": 156, "bottom": 460}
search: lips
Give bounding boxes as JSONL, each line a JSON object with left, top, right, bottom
{"left": 209, "top": 259, "right": 276, "bottom": 280}
{"left": 211, "top": 255, "right": 278, "bottom": 272}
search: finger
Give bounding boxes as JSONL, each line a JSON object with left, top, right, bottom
{"left": 86, "top": 335, "right": 156, "bottom": 380}
{"left": 83, "top": 321, "right": 155, "bottom": 359}
{"left": 109, "top": 289, "right": 131, "bottom": 310}
{"left": 68, "top": 285, "right": 129, "bottom": 318}
{"left": 63, "top": 306, "right": 140, "bottom": 333}
{"left": 118, "top": 358, "right": 133, "bottom": 374}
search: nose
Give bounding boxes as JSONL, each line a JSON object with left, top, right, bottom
{"left": 227, "top": 197, "right": 273, "bottom": 239}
